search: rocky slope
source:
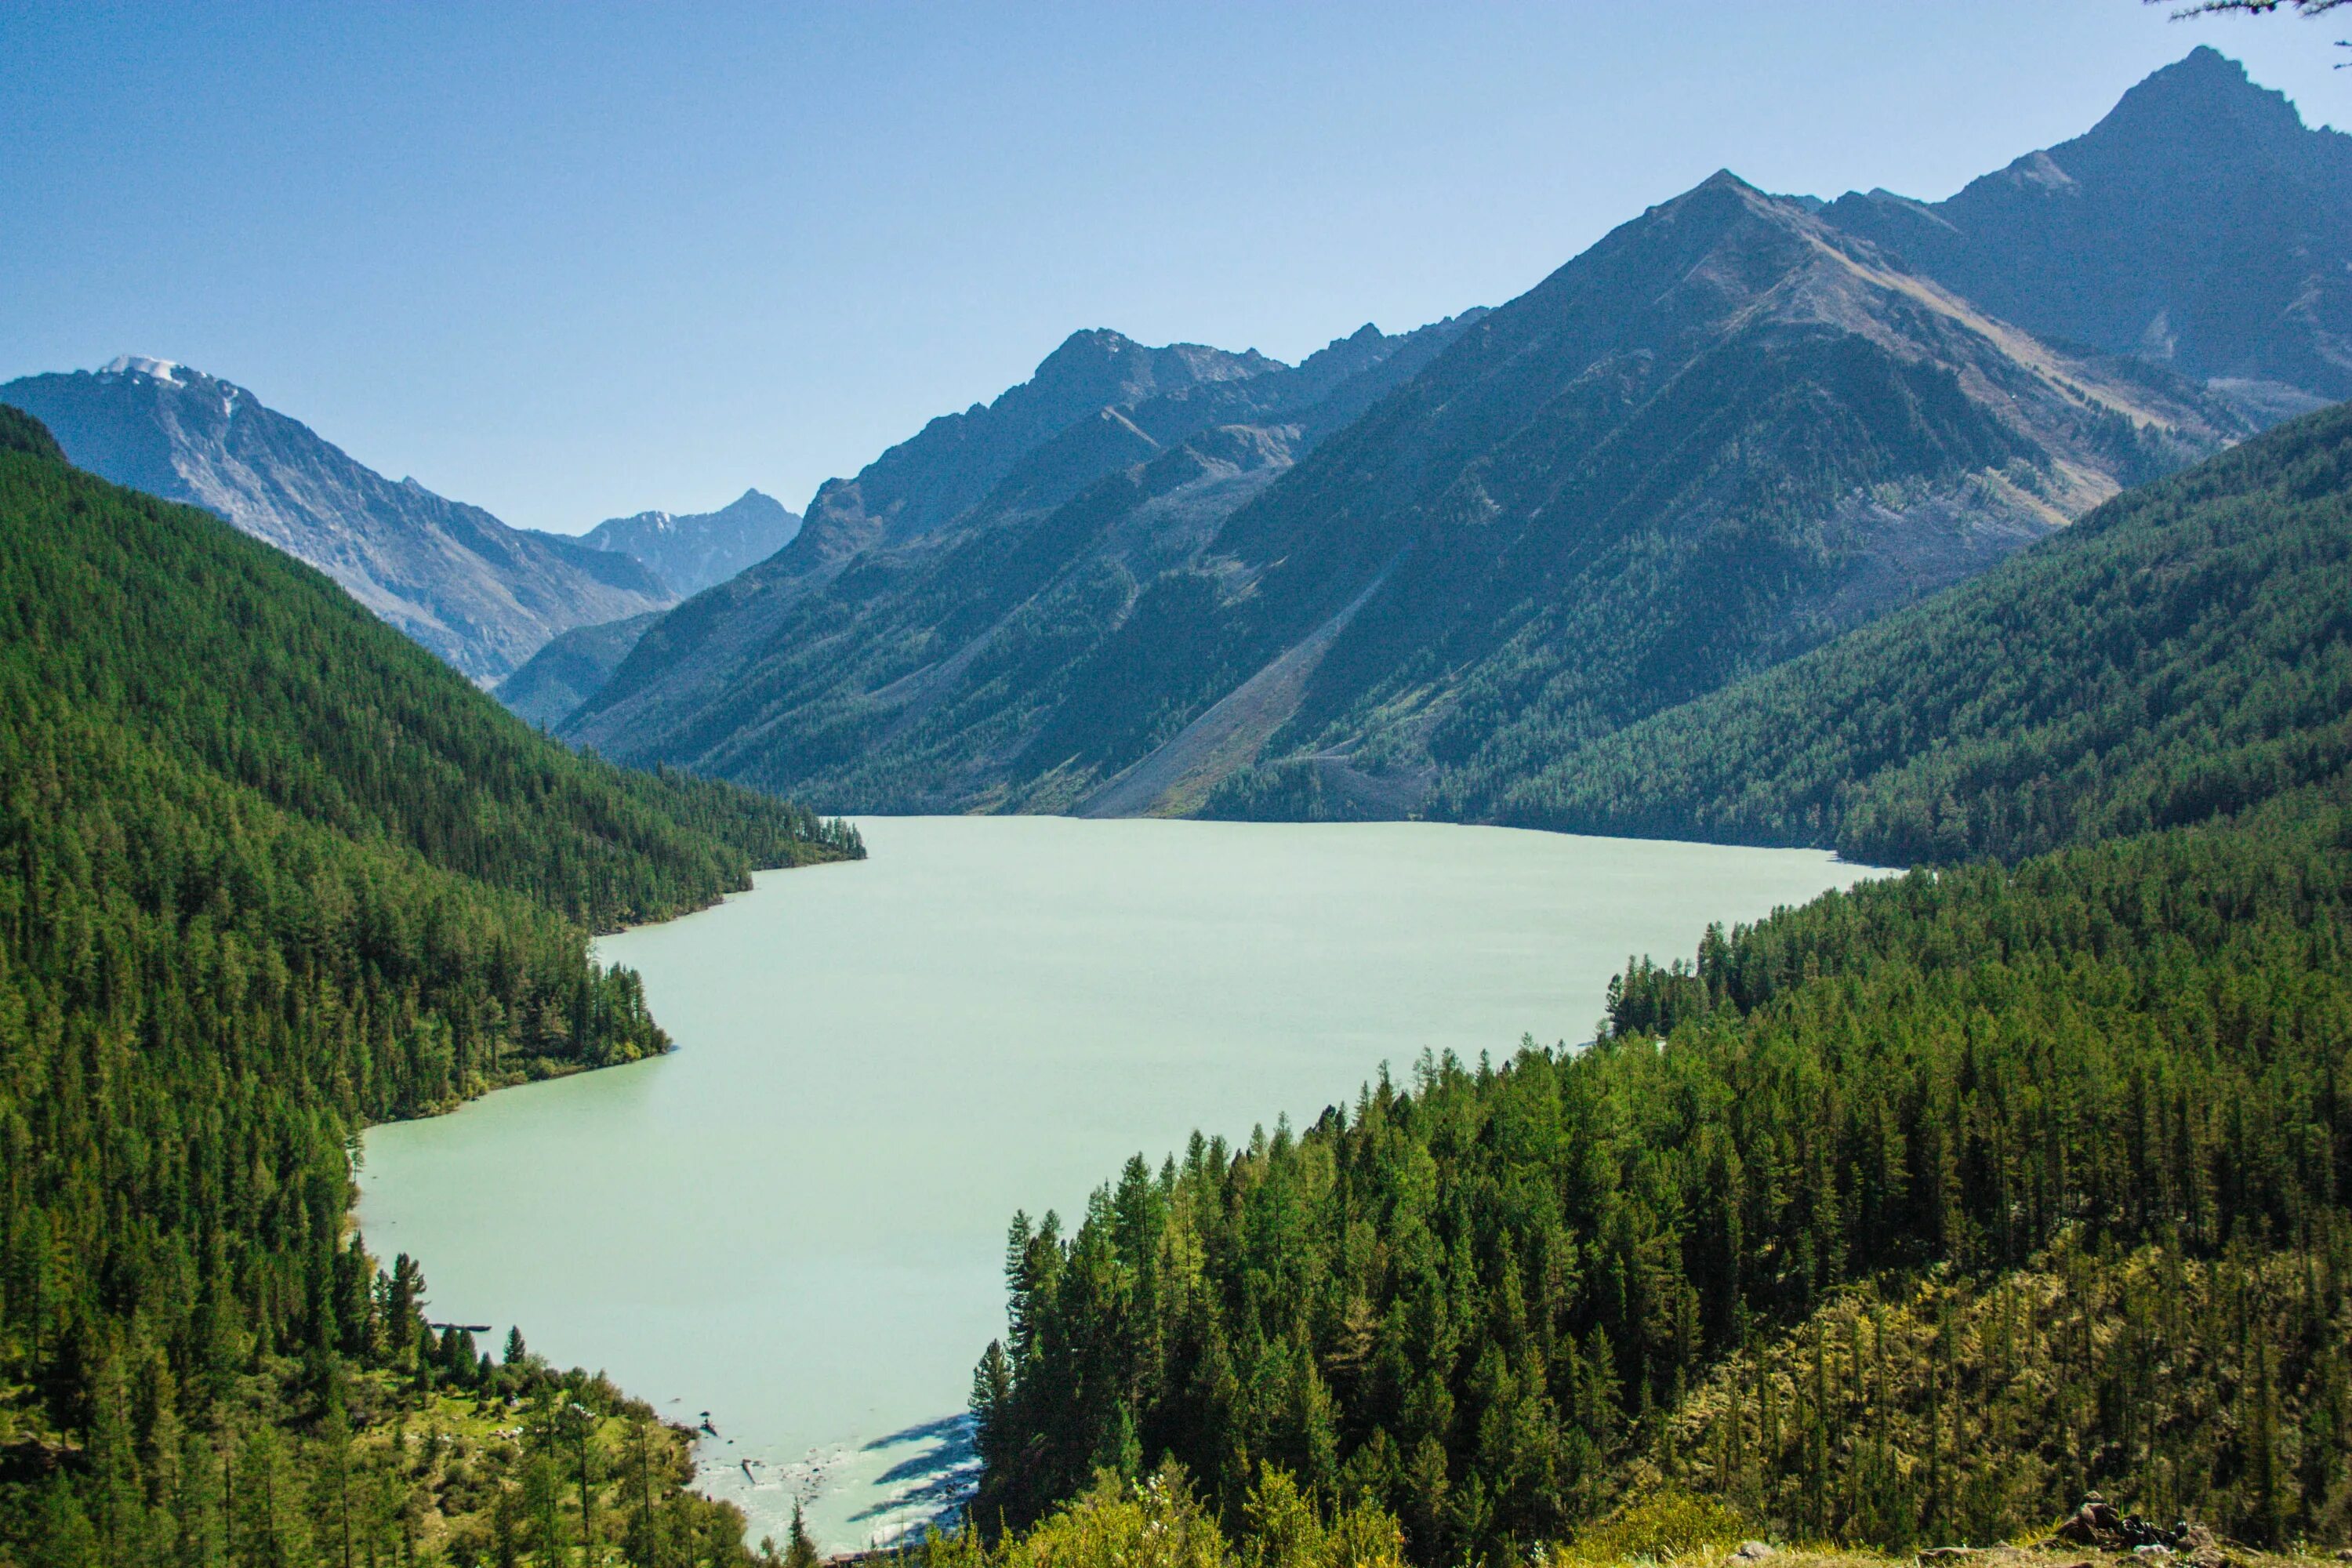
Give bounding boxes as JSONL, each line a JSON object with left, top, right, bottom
{"left": 0, "top": 358, "right": 675, "bottom": 681}
{"left": 579, "top": 487, "right": 800, "bottom": 596}
{"left": 558, "top": 315, "right": 1483, "bottom": 782}
{"left": 1823, "top": 46, "right": 2352, "bottom": 415}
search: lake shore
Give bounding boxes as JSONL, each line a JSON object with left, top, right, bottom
{"left": 360, "top": 816, "right": 1893, "bottom": 1551}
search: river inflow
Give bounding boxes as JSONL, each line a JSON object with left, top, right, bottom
{"left": 357, "top": 816, "right": 1887, "bottom": 1550}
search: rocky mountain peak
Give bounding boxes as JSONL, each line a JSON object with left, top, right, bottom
{"left": 2095, "top": 43, "right": 2285, "bottom": 139}
{"left": 579, "top": 486, "right": 800, "bottom": 597}
{"left": 1029, "top": 328, "right": 1276, "bottom": 412}
{"left": 1823, "top": 50, "right": 2352, "bottom": 401}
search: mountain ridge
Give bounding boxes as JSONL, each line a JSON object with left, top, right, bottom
{"left": 559, "top": 312, "right": 1488, "bottom": 769}
{"left": 0, "top": 358, "right": 677, "bottom": 682}
{"left": 564, "top": 163, "right": 2245, "bottom": 818}
{"left": 579, "top": 486, "right": 801, "bottom": 596}
{"left": 1823, "top": 45, "right": 2352, "bottom": 407}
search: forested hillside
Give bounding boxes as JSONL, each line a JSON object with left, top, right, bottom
{"left": 965, "top": 779, "right": 2352, "bottom": 1559}
{"left": 0, "top": 414, "right": 858, "bottom": 1566}
{"left": 1483, "top": 400, "right": 2352, "bottom": 864}
{"left": 956, "top": 397, "right": 2352, "bottom": 1561}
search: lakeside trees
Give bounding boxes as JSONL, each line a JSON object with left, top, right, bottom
{"left": 964, "top": 408, "right": 2352, "bottom": 1561}
{"left": 0, "top": 417, "right": 858, "bottom": 1566}
{"left": 968, "top": 782, "right": 2352, "bottom": 1559}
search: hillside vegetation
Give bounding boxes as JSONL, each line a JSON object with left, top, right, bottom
{"left": 0, "top": 420, "right": 858, "bottom": 1566}
{"left": 964, "top": 781, "right": 2352, "bottom": 1560}
{"left": 956, "top": 405, "right": 2352, "bottom": 1563}
{"left": 1486, "top": 400, "right": 2352, "bottom": 865}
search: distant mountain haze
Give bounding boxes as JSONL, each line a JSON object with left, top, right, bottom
{"left": 578, "top": 488, "right": 800, "bottom": 596}
{"left": 0, "top": 358, "right": 678, "bottom": 682}
{"left": 1822, "top": 46, "right": 2352, "bottom": 413}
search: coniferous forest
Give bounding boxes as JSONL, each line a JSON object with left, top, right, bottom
{"left": 0, "top": 408, "right": 860, "bottom": 1568}
{"left": 956, "top": 406, "right": 2352, "bottom": 1562}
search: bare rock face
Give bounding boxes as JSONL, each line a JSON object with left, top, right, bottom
{"left": 1824, "top": 47, "right": 2352, "bottom": 405}
{"left": 0, "top": 358, "right": 675, "bottom": 682}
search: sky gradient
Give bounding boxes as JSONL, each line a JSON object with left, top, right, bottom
{"left": 3, "top": 2, "right": 2345, "bottom": 533}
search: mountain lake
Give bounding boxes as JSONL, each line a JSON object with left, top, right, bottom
{"left": 357, "top": 815, "right": 1892, "bottom": 1551}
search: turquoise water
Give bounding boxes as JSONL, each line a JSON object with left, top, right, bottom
{"left": 357, "top": 816, "right": 1886, "bottom": 1550}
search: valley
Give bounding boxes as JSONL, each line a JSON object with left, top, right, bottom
{"left": 5, "top": 21, "right": 2352, "bottom": 1568}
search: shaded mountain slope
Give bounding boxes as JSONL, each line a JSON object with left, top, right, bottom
{"left": 496, "top": 608, "right": 665, "bottom": 729}
{"left": 1824, "top": 47, "right": 2352, "bottom": 410}
{"left": 1484, "top": 398, "right": 2352, "bottom": 866}
{"left": 1189, "top": 172, "right": 2242, "bottom": 825}
{"left": 559, "top": 316, "right": 1483, "bottom": 797}
{"left": 782, "top": 331, "right": 1282, "bottom": 578}
{"left": 0, "top": 357, "right": 677, "bottom": 681}
{"left": 579, "top": 486, "right": 800, "bottom": 595}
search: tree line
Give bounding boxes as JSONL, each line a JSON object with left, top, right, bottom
{"left": 967, "top": 779, "right": 2352, "bottom": 1560}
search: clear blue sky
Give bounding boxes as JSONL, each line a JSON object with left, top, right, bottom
{"left": 2, "top": 2, "right": 2343, "bottom": 533}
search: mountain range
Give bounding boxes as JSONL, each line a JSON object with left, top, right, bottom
{"left": 541, "top": 312, "right": 1483, "bottom": 771}
{"left": 0, "top": 358, "right": 679, "bottom": 683}
{"left": 582, "top": 487, "right": 800, "bottom": 597}
{"left": 8, "top": 50, "right": 2340, "bottom": 829}
{"left": 517, "top": 49, "right": 2339, "bottom": 823}
{"left": 554, "top": 170, "right": 2248, "bottom": 815}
